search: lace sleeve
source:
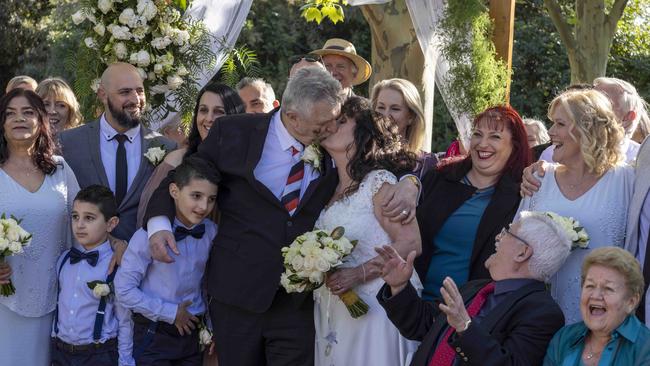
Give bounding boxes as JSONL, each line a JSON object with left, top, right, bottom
{"left": 366, "top": 170, "right": 398, "bottom": 197}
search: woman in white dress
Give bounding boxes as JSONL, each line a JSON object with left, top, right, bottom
{"left": 517, "top": 89, "right": 634, "bottom": 325}
{"left": 0, "top": 89, "right": 80, "bottom": 366}
{"left": 314, "top": 96, "right": 422, "bottom": 366}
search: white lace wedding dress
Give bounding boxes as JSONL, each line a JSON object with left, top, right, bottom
{"left": 313, "top": 170, "right": 422, "bottom": 366}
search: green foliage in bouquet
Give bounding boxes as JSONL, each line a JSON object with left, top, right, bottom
{"left": 68, "top": 0, "right": 216, "bottom": 125}
{"left": 438, "top": 0, "right": 509, "bottom": 115}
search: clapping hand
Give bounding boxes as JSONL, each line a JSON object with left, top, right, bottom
{"left": 174, "top": 300, "right": 199, "bottom": 336}
{"left": 375, "top": 245, "right": 416, "bottom": 296}
{"left": 438, "top": 277, "right": 471, "bottom": 333}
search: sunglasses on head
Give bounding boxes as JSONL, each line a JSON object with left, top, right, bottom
{"left": 289, "top": 54, "right": 323, "bottom": 65}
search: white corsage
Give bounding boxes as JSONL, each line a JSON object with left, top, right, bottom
{"left": 87, "top": 281, "right": 112, "bottom": 298}
{"left": 198, "top": 322, "right": 213, "bottom": 348}
{"left": 144, "top": 146, "right": 167, "bottom": 166}
{"left": 545, "top": 212, "right": 589, "bottom": 250}
{"left": 301, "top": 144, "right": 322, "bottom": 172}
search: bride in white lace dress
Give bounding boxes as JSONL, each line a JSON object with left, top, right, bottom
{"left": 314, "top": 97, "right": 423, "bottom": 366}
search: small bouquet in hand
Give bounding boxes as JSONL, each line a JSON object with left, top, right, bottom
{"left": 0, "top": 214, "right": 32, "bottom": 296}
{"left": 544, "top": 212, "right": 589, "bottom": 250}
{"left": 280, "top": 227, "right": 369, "bottom": 318}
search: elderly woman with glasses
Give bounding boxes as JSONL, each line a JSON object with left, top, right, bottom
{"left": 377, "top": 210, "right": 572, "bottom": 366}
{"left": 544, "top": 247, "right": 650, "bottom": 366}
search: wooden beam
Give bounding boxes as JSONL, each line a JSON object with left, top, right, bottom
{"left": 489, "top": 0, "right": 516, "bottom": 104}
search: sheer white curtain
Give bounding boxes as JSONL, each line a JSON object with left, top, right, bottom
{"left": 151, "top": 0, "right": 253, "bottom": 131}
{"left": 348, "top": 0, "right": 472, "bottom": 150}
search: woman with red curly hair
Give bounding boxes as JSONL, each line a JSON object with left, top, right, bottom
{"left": 415, "top": 105, "right": 531, "bottom": 301}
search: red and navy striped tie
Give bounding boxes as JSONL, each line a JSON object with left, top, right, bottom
{"left": 281, "top": 146, "right": 304, "bottom": 215}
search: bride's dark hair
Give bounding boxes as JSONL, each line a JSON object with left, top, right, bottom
{"left": 343, "top": 96, "right": 417, "bottom": 196}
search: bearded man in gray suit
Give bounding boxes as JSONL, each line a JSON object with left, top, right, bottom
{"left": 59, "top": 62, "right": 175, "bottom": 240}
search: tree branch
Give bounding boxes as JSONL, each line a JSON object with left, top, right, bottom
{"left": 605, "top": 0, "right": 629, "bottom": 37}
{"left": 543, "top": 0, "right": 576, "bottom": 51}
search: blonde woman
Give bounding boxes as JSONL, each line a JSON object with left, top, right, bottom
{"left": 517, "top": 89, "right": 634, "bottom": 324}
{"left": 371, "top": 78, "right": 436, "bottom": 178}
{"left": 5, "top": 75, "right": 38, "bottom": 93}
{"left": 36, "top": 78, "right": 83, "bottom": 134}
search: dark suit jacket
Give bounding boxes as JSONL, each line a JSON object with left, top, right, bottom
{"left": 59, "top": 120, "right": 175, "bottom": 240}
{"left": 415, "top": 162, "right": 521, "bottom": 282}
{"left": 143, "top": 110, "right": 339, "bottom": 313}
{"left": 378, "top": 279, "right": 565, "bottom": 366}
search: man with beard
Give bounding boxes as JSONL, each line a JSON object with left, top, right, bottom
{"left": 59, "top": 62, "right": 175, "bottom": 240}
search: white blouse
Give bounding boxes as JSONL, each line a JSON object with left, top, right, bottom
{"left": 0, "top": 156, "right": 79, "bottom": 317}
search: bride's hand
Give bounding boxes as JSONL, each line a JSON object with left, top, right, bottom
{"left": 375, "top": 245, "right": 415, "bottom": 296}
{"left": 325, "top": 267, "right": 363, "bottom": 295}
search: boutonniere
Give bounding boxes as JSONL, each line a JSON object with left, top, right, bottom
{"left": 301, "top": 144, "right": 323, "bottom": 172}
{"left": 198, "top": 321, "right": 213, "bottom": 348}
{"left": 87, "top": 280, "right": 113, "bottom": 299}
{"left": 144, "top": 146, "right": 168, "bottom": 166}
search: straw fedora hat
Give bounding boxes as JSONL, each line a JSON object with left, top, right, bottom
{"left": 310, "top": 38, "right": 372, "bottom": 86}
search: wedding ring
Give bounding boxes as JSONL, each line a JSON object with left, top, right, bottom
{"left": 401, "top": 209, "right": 409, "bottom": 216}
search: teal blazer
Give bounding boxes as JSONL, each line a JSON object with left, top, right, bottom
{"left": 543, "top": 315, "right": 650, "bottom": 366}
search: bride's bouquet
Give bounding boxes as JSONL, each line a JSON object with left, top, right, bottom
{"left": 280, "top": 227, "right": 369, "bottom": 318}
{"left": 0, "top": 214, "right": 33, "bottom": 296}
{"left": 545, "top": 212, "right": 589, "bottom": 250}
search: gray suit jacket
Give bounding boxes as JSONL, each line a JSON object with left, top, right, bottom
{"left": 59, "top": 120, "right": 176, "bottom": 240}
{"left": 625, "top": 136, "right": 650, "bottom": 257}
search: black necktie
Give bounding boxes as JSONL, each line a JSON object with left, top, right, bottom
{"left": 68, "top": 247, "right": 99, "bottom": 267}
{"left": 638, "top": 226, "right": 650, "bottom": 322}
{"left": 113, "top": 134, "right": 128, "bottom": 205}
{"left": 174, "top": 224, "right": 206, "bottom": 242}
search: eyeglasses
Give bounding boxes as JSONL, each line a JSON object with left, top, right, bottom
{"left": 288, "top": 54, "right": 323, "bottom": 65}
{"left": 497, "top": 226, "right": 530, "bottom": 247}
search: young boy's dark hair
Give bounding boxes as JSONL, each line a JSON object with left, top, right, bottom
{"left": 74, "top": 185, "right": 119, "bottom": 220}
{"left": 173, "top": 156, "right": 221, "bottom": 188}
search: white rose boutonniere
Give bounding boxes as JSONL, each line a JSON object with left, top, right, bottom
{"left": 144, "top": 146, "right": 167, "bottom": 166}
{"left": 545, "top": 212, "right": 589, "bottom": 250}
{"left": 87, "top": 281, "right": 113, "bottom": 299}
{"left": 301, "top": 144, "right": 323, "bottom": 172}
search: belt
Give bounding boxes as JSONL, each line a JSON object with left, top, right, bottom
{"left": 52, "top": 337, "right": 117, "bottom": 354}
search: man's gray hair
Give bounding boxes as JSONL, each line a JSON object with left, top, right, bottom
{"left": 517, "top": 211, "right": 572, "bottom": 282}
{"left": 282, "top": 67, "right": 342, "bottom": 117}
{"left": 236, "top": 77, "right": 276, "bottom": 102}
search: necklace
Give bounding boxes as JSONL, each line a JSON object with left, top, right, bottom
{"left": 583, "top": 336, "right": 605, "bottom": 361}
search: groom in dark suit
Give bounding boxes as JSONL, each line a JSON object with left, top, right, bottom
{"left": 143, "top": 67, "right": 420, "bottom": 365}
{"left": 59, "top": 62, "right": 175, "bottom": 241}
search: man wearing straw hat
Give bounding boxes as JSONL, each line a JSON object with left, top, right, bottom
{"left": 311, "top": 38, "right": 372, "bottom": 99}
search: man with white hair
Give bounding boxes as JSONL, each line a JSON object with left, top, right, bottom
{"left": 236, "top": 77, "right": 279, "bottom": 114}
{"left": 376, "top": 211, "right": 571, "bottom": 366}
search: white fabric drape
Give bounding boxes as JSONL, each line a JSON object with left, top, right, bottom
{"left": 151, "top": 0, "right": 253, "bottom": 131}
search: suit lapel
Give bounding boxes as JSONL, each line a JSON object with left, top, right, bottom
{"left": 245, "top": 119, "right": 285, "bottom": 210}
{"left": 120, "top": 126, "right": 152, "bottom": 209}
{"left": 296, "top": 152, "right": 336, "bottom": 213}
{"left": 626, "top": 166, "right": 650, "bottom": 254}
{"left": 479, "top": 281, "right": 545, "bottom": 332}
{"left": 88, "top": 121, "right": 110, "bottom": 187}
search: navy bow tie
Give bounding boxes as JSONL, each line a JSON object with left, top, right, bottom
{"left": 68, "top": 247, "right": 99, "bottom": 267}
{"left": 174, "top": 224, "right": 206, "bottom": 242}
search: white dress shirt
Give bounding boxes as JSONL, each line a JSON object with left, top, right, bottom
{"left": 114, "top": 219, "right": 217, "bottom": 324}
{"left": 147, "top": 110, "right": 320, "bottom": 236}
{"left": 52, "top": 241, "right": 134, "bottom": 366}
{"left": 99, "top": 115, "right": 142, "bottom": 193}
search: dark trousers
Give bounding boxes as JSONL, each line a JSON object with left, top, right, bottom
{"left": 132, "top": 314, "right": 202, "bottom": 366}
{"left": 51, "top": 338, "right": 118, "bottom": 366}
{"left": 210, "top": 289, "right": 315, "bottom": 366}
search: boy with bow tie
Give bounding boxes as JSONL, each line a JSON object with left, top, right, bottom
{"left": 115, "top": 157, "right": 218, "bottom": 365}
{"left": 52, "top": 185, "right": 134, "bottom": 366}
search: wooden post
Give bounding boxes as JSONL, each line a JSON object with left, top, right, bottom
{"left": 489, "top": 0, "right": 516, "bottom": 104}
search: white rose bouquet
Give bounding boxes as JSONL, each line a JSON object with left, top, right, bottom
{"left": 545, "top": 212, "right": 589, "bottom": 250}
{"left": 72, "top": 0, "right": 215, "bottom": 122}
{"left": 280, "top": 227, "right": 369, "bottom": 318}
{"left": 0, "top": 214, "right": 33, "bottom": 297}
{"left": 87, "top": 280, "right": 113, "bottom": 299}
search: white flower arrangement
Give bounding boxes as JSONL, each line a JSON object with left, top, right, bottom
{"left": 144, "top": 146, "right": 168, "bottom": 166}
{"left": 544, "top": 212, "right": 589, "bottom": 250}
{"left": 301, "top": 144, "right": 323, "bottom": 172}
{"left": 280, "top": 227, "right": 369, "bottom": 318}
{"left": 87, "top": 280, "right": 113, "bottom": 299}
{"left": 198, "top": 324, "right": 212, "bottom": 347}
{"left": 0, "top": 214, "right": 33, "bottom": 297}
{"left": 72, "top": 0, "right": 215, "bottom": 120}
